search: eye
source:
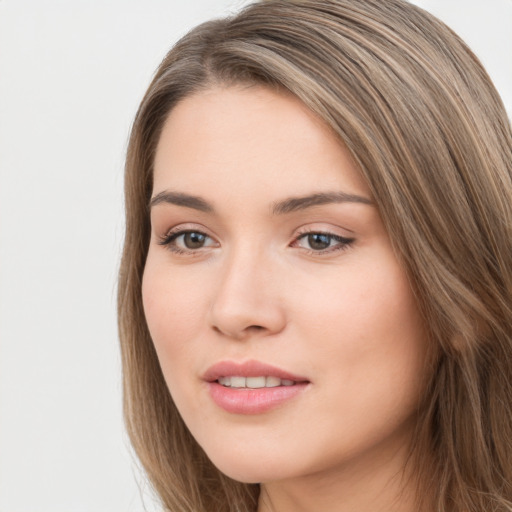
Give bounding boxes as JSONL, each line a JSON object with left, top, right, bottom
{"left": 177, "top": 231, "right": 210, "bottom": 249}
{"left": 158, "top": 229, "right": 218, "bottom": 253}
{"left": 293, "top": 231, "right": 354, "bottom": 253}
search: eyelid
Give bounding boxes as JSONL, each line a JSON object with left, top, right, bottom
{"left": 293, "top": 223, "right": 355, "bottom": 240}
{"left": 157, "top": 222, "right": 215, "bottom": 239}
{"left": 291, "top": 225, "right": 355, "bottom": 255}
{"left": 157, "top": 223, "right": 219, "bottom": 254}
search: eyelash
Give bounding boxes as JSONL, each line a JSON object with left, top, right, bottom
{"left": 157, "top": 228, "right": 355, "bottom": 256}
{"left": 293, "top": 230, "right": 355, "bottom": 255}
{"left": 157, "top": 229, "right": 216, "bottom": 255}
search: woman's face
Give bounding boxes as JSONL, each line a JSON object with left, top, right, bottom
{"left": 142, "top": 86, "right": 428, "bottom": 484}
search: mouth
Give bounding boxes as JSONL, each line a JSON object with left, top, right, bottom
{"left": 217, "top": 376, "right": 298, "bottom": 388}
{"left": 203, "top": 359, "right": 309, "bottom": 385}
{"left": 203, "top": 360, "right": 310, "bottom": 414}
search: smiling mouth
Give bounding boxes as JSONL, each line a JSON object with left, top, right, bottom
{"left": 205, "top": 362, "right": 309, "bottom": 413}
{"left": 217, "top": 376, "right": 298, "bottom": 388}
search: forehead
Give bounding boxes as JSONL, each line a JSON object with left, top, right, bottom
{"left": 153, "top": 85, "right": 369, "bottom": 201}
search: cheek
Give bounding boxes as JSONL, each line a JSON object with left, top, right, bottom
{"left": 142, "top": 259, "right": 220, "bottom": 441}
{"left": 141, "top": 257, "right": 208, "bottom": 367}
{"left": 295, "top": 252, "right": 427, "bottom": 404}
{"left": 296, "top": 258, "right": 421, "bottom": 347}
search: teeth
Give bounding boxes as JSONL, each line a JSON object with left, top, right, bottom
{"left": 230, "top": 376, "right": 246, "bottom": 388}
{"left": 218, "top": 376, "right": 231, "bottom": 386}
{"left": 246, "top": 376, "right": 266, "bottom": 388}
{"left": 265, "top": 376, "right": 281, "bottom": 387}
{"left": 217, "top": 376, "right": 296, "bottom": 388}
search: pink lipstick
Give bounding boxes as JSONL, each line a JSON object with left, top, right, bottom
{"left": 203, "top": 360, "right": 309, "bottom": 414}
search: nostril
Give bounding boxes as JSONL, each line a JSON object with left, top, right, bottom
{"left": 212, "top": 323, "right": 266, "bottom": 339}
{"left": 245, "top": 325, "right": 267, "bottom": 335}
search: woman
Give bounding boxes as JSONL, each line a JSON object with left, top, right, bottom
{"left": 117, "top": 0, "right": 512, "bottom": 511}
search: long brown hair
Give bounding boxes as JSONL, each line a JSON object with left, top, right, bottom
{"left": 118, "top": 1, "right": 512, "bottom": 510}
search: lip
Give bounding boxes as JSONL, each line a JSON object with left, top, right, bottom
{"left": 203, "top": 359, "right": 308, "bottom": 383}
{"left": 203, "top": 360, "right": 310, "bottom": 415}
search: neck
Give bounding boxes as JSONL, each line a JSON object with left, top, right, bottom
{"left": 257, "top": 433, "right": 425, "bottom": 512}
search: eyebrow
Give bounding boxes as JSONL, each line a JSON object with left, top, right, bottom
{"left": 149, "top": 191, "right": 213, "bottom": 212}
{"left": 271, "top": 191, "right": 373, "bottom": 214}
{"left": 149, "top": 190, "right": 373, "bottom": 214}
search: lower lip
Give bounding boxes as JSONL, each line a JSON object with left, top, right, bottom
{"left": 207, "top": 382, "right": 308, "bottom": 414}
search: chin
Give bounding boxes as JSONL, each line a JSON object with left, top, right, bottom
{"left": 210, "top": 458, "right": 276, "bottom": 484}
{"left": 205, "top": 449, "right": 296, "bottom": 484}
{"left": 218, "top": 469, "right": 265, "bottom": 484}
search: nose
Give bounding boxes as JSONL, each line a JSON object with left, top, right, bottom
{"left": 208, "top": 247, "right": 287, "bottom": 340}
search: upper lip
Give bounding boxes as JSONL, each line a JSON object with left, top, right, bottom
{"left": 203, "top": 359, "right": 309, "bottom": 383}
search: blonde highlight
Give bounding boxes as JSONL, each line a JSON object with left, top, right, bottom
{"left": 118, "top": 1, "right": 512, "bottom": 510}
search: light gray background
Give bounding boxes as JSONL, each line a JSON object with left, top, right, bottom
{"left": 0, "top": 1, "right": 510, "bottom": 511}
